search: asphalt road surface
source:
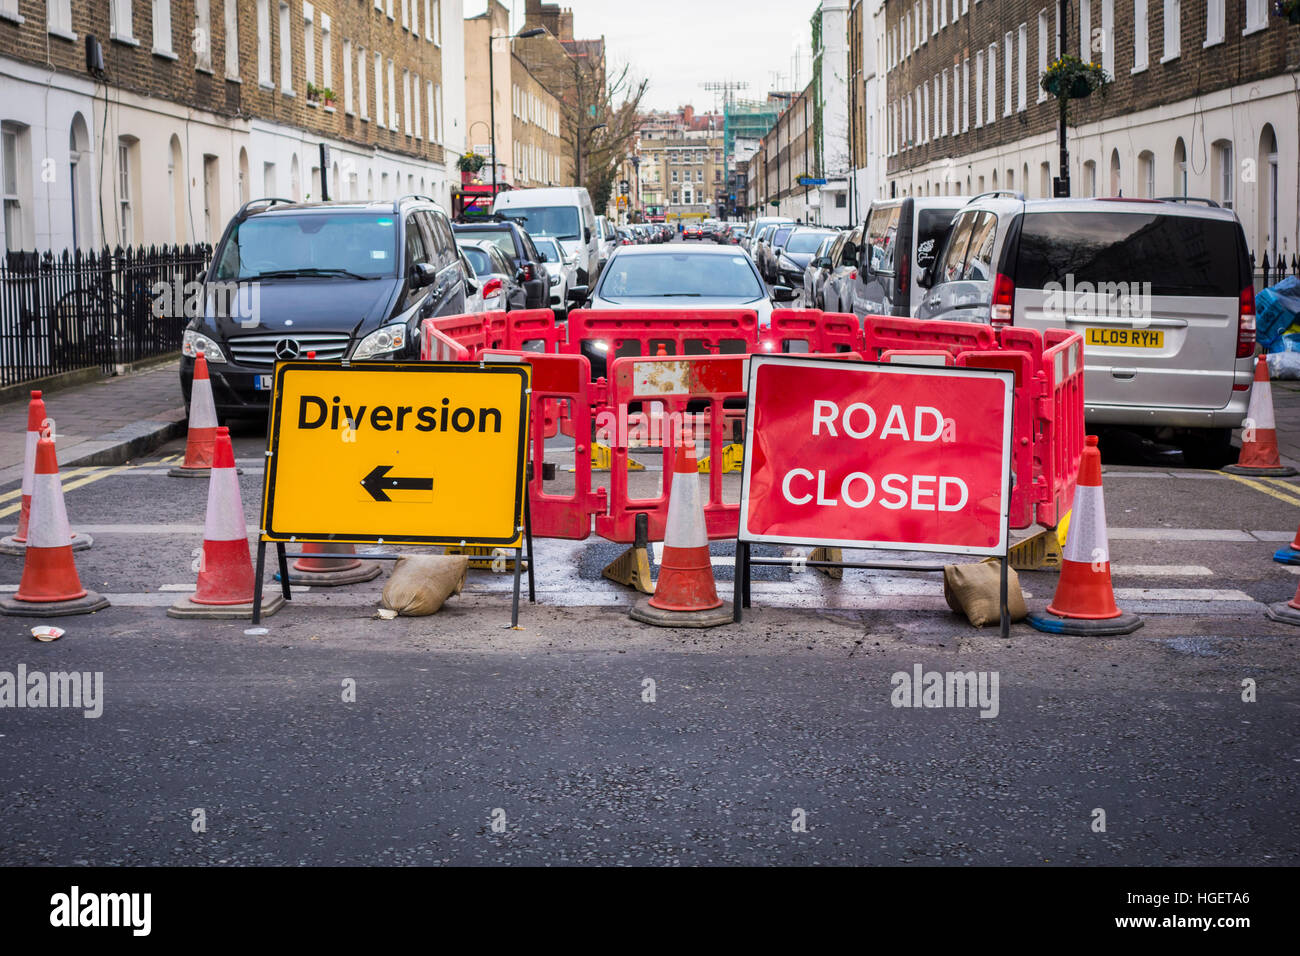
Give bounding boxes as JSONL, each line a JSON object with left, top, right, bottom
{"left": 0, "top": 425, "right": 1297, "bottom": 865}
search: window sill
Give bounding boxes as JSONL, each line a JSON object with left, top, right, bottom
{"left": 360, "top": 115, "right": 370, "bottom": 123}
{"left": 225, "top": 75, "right": 241, "bottom": 84}
{"left": 1202, "top": 37, "right": 1224, "bottom": 50}
{"left": 48, "top": 27, "right": 77, "bottom": 42}
{"left": 0, "top": 11, "right": 25, "bottom": 24}
{"left": 1159, "top": 52, "right": 1180, "bottom": 64}
{"left": 305, "top": 99, "right": 318, "bottom": 107}
{"left": 110, "top": 32, "right": 139, "bottom": 47}
{"left": 196, "top": 66, "right": 214, "bottom": 76}
{"left": 1242, "top": 24, "right": 1267, "bottom": 38}
{"left": 323, "top": 105, "right": 336, "bottom": 114}
{"left": 282, "top": 89, "right": 296, "bottom": 97}
{"left": 259, "top": 81, "right": 275, "bottom": 90}
{"left": 152, "top": 48, "right": 178, "bottom": 61}
{"left": 1131, "top": 64, "right": 1148, "bottom": 75}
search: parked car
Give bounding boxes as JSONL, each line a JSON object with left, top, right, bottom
{"left": 719, "top": 223, "right": 747, "bottom": 245}
{"left": 915, "top": 194, "right": 1255, "bottom": 463}
{"left": 457, "top": 246, "right": 486, "bottom": 313}
{"left": 743, "top": 215, "right": 794, "bottom": 254}
{"left": 758, "top": 223, "right": 798, "bottom": 282}
{"left": 855, "top": 196, "right": 967, "bottom": 317}
{"left": 616, "top": 225, "right": 636, "bottom": 246}
{"left": 772, "top": 227, "right": 838, "bottom": 289}
{"left": 802, "top": 235, "right": 839, "bottom": 308}
{"left": 751, "top": 223, "right": 779, "bottom": 269}
{"left": 578, "top": 244, "right": 799, "bottom": 376}
{"left": 595, "top": 214, "right": 619, "bottom": 273}
{"left": 451, "top": 219, "right": 548, "bottom": 309}
{"left": 820, "top": 225, "right": 864, "bottom": 314}
{"left": 683, "top": 223, "right": 702, "bottom": 240}
{"left": 180, "top": 196, "right": 469, "bottom": 419}
{"left": 531, "top": 235, "right": 579, "bottom": 315}
{"left": 491, "top": 186, "right": 600, "bottom": 286}
{"left": 459, "top": 239, "right": 527, "bottom": 312}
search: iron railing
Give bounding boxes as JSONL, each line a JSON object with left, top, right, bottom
{"left": 0, "top": 244, "right": 211, "bottom": 387}
{"left": 1252, "top": 250, "right": 1299, "bottom": 294}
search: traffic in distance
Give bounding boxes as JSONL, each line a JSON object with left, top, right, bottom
{"left": 181, "top": 187, "right": 1253, "bottom": 465}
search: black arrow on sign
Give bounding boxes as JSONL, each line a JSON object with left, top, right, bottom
{"left": 361, "top": 465, "right": 433, "bottom": 502}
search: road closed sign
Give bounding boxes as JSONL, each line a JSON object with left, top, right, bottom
{"left": 739, "top": 357, "right": 1013, "bottom": 556}
{"left": 261, "top": 361, "right": 530, "bottom": 546}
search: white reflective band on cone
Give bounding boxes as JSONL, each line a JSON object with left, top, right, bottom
{"left": 27, "top": 473, "right": 73, "bottom": 549}
{"left": 20, "top": 430, "right": 36, "bottom": 496}
{"left": 1247, "top": 381, "right": 1276, "bottom": 430}
{"left": 1062, "top": 484, "right": 1108, "bottom": 566}
{"left": 190, "top": 376, "right": 219, "bottom": 429}
{"left": 664, "top": 470, "right": 708, "bottom": 549}
{"left": 203, "top": 469, "right": 248, "bottom": 542}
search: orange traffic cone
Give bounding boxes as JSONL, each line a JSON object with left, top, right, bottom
{"left": 168, "top": 426, "right": 283, "bottom": 619}
{"left": 629, "top": 440, "right": 732, "bottom": 628}
{"left": 1223, "top": 355, "right": 1297, "bottom": 476}
{"left": 278, "top": 541, "right": 381, "bottom": 587}
{"left": 0, "top": 436, "right": 108, "bottom": 617}
{"left": 1266, "top": 578, "right": 1300, "bottom": 625}
{"left": 0, "top": 392, "right": 91, "bottom": 555}
{"left": 169, "top": 351, "right": 225, "bottom": 478}
{"left": 1028, "top": 435, "right": 1142, "bottom": 636}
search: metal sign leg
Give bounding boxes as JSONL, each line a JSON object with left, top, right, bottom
{"left": 253, "top": 540, "right": 266, "bottom": 625}
{"left": 999, "top": 553, "right": 1010, "bottom": 640}
{"left": 276, "top": 542, "right": 292, "bottom": 602}
{"left": 524, "top": 493, "right": 536, "bottom": 605}
{"left": 510, "top": 546, "right": 523, "bottom": 628}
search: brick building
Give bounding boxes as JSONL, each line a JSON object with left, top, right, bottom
{"left": 464, "top": 0, "right": 570, "bottom": 192}
{"left": 636, "top": 106, "right": 725, "bottom": 221}
{"left": 746, "top": 88, "right": 821, "bottom": 222}
{"left": 881, "top": 0, "right": 1299, "bottom": 263}
{"left": 0, "top": 0, "right": 467, "bottom": 253}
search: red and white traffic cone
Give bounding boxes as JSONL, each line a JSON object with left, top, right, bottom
{"left": 1028, "top": 435, "right": 1142, "bottom": 635}
{"left": 1266, "top": 578, "right": 1300, "bottom": 625}
{"left": 279, "top": 541, "right": 381, "bottom": 587}
{"left": 168, "top": 426, "right": 283, "bottom": 619}
{"left": 1223, "top": 355, "right": 1297, "bottom": 476}
{"left": 169, "top": 351, "right": 224, "bottom": 478}
{"left": 1, "top": 391, "right": 91, "bottom": 555}
{"left": 629, "top": 440, "right": 732, "bottom": 628}
{"left": 0, "top": 436, "right": 108, "bottom": 617}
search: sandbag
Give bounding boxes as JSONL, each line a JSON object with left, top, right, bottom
{"left": 380, "top": 555, "right": 469, "bottom": 616}
{"left": 943, "top": 558, "right": 1028, "bottom": 627}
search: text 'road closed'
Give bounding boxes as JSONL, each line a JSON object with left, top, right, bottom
{"left": 740, "top": 358, "right": 1013, "bottom": 556}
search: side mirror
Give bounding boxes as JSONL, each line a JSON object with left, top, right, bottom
{"left": 858, "top": 244, "right": 871, "bottom": 273}
{"left": 515, "top": 269, "right": 527, "bottom": 283}
{"left": 840, "top": 243, "right": 857, "bottom": 268}
{"left": 917, "top": 264, "right": 935, "bottom": 290}
{"left": 584, "top": 227, "right": 592, "bottom": 243}
{"left": 412, "top": 262, "right": 438, "bottom": 287}
{"left": 771, "top": 285, "right": 798, "bottom": 302}
{"left": 566, "top": 285, "right": 589, "bottom": 304}
{"left": 464, "top": 276, "right": 479, "bottom": 296}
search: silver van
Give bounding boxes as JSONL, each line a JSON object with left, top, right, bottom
{"left": 916, "top": 195, "right": 1255, "bottom": 463}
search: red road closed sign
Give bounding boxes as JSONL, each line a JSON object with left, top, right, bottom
{"left": 739, "top": 357, "right": 1014, "bottom": 556}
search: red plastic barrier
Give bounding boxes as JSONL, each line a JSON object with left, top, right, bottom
{"left": 957, "top": 349, "right": 1036, "bottom": 528}
{"left": 861, "top": 313, "right": 998, "bottom": 359}
{"left": 564, "top": 308, "right": 760, "bottom": 363}
{"left": 1039, "top": 329, "right": 1085, "bottom": 527}
{"left": 597, "top": 354, "right": 748, "bottom": 542}
{"left": 482, "top": 350, "right": 604, "bottom": 540}
{"left": 769, "top": 309, "right": 861, "bottom": 354}
{"left": 420, "top": 323, "right": 471, "bottom": 361}
{"left": 505, "top": 309, "right": 567, "bottom": 353}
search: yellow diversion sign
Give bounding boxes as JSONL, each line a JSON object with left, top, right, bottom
{"left": 260, "top": 361, "right": 530, "bottom": 546}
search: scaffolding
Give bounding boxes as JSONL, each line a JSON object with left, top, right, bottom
{"left": 723, "top": 100, "right": 781, "bottom": 163}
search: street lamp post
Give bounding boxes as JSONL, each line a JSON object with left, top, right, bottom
{"left": 489, "top": 27, "right": 546, "bottom": 199}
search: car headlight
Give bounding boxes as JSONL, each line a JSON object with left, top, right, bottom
{"left": 351, "top": 324, "right": 407, "bottom": 360}
{"left": 182, "top": 330, "right": 227, "bottom": 363}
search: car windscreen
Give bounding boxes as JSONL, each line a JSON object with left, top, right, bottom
{"left": 599, "top": 253, "right": 764, "bottom": 299}
{"left": 771, "top": 226, "right": 794, "bottom": 247}
{"left": 786, "top": 231, "right": 835, "bottom": 254}
{"left": 213, "top": 213, "right": 398, "bottom": 279}
{"left": 456, "top": 228, "right": 516, "bottom": 259}
{"left": 497, "top": 206, "right": 580, "bottom": 240}
{"left": 1014, "top": 211, "right": 1243, "bottom": 297}
{"left": 533, "top": 238, "right": 562, "bottom": 262}
{"left": 462, "top": 247, "right": 496, "bottom": 277}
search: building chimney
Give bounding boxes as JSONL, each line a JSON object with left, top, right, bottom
{"left": 683, "top": 105, "right": 694, "bottom": 127}
{"left": 559, "top": 9, "right": 574, "bottom": 42}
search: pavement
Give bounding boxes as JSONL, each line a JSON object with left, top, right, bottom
{"left": 0, "top": 360, "right": 187, "bottom": 487}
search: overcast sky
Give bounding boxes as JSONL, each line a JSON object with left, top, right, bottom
{"left": 465, "top": 1, "right": 818, "bottom": 112}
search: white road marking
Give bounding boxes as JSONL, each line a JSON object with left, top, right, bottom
{"left": 1108, "top": 528, "right": 1256, "bottom": 542}
{"left": 1112, "top": 587, "right": 1255, "bottom": 602}
{"left": 1110, "top": 565, "right": 1214, "bottom": 576}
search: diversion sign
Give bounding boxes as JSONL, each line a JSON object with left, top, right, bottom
{"left": 261, "top": 361, "right": 530, "bottom": 546}
{"left": 739, "top": 356, "right": 1013, "bottom": 556}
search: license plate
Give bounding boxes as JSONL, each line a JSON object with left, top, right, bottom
{"left": 1085, "top": 328, "right": 1164, "bottom": 349}
{"left": 253, "top": 374, "right": 273, "bottom": 391}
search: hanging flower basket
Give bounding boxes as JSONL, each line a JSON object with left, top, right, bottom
{"left": 457, "top": 151, "right": 486, "bottom": 173}
{"left": 1041, "top": 56, "right": 1110, "bottom": 101}
{"left": 1274, "top": 0, "right": 1300, "bottom": 24}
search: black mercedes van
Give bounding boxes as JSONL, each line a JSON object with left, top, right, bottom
{"left": 179, "top": 195, "right": 470, "bottom": 420}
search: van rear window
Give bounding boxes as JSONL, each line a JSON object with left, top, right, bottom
{"left": 1014, "top": 211, "right": 1242, "bottom": 297}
